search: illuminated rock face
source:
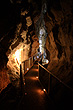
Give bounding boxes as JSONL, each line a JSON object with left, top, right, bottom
{"left": 6, "top": 5, "right": 39, "bottom": 77}
{"left": 39, "top": 27, "right": 49, "bottom": 65}
{"left": 7, "top": 12, "right": 33, "bottom": 76}
{"left": 0, "top": 0, "right": 73, "bottom": 92}
{"left": 39, "top": 27, "right": 46, "bottom": 54}
{"left": 45, "top": 0, "right": 73, "bottom": 84}
{"left": 7, "top": 44, "right": 23, "bottom": 75}
{"left": 34, "top": 2, "right": 49, "bottom": 65}
{"left": 0, "top": 2, "right": 39, "bottom": 92}
{"left": 0, "top": 69, "right": 10, "bottom": 93}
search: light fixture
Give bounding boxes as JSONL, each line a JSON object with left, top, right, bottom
{"left": 24, "top": 83, "right": 25, "bottom": 85}
{"left": 36, "top": 76, "right": 38, "bottom": 79}
{"left": 27, "top": 68, "right": 29, "bottom": 70}
{"left": 25, "top": 93, "right": 27, "bottom": 95}
{"left": 43, "top": 89, "right": 46, "bottom": 92}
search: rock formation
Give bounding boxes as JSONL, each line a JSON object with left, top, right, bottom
{"left": 45, "top": 0, "right": 73, "bottom": 86}
{"left": 0, "top": 0, "right": 73, "bottom": 92}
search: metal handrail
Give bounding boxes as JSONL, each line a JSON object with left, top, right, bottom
{"left": 38, "top": 63, "right": 73, "bottom": 93}
{"left": 22, "top": 52, "right": 41, "bottom": 63}
{"left": 21, "top": 52, "right": 43, "bottom": 75}
{"left": 19, "top": 52, "right": 43, "bottom": 98}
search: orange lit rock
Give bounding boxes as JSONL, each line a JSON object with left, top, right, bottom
{"left": 45, "top": 0, "right": 73, "bottom": 84}
{"left": 0, "top": 69, "right": 10, "bottom": 93}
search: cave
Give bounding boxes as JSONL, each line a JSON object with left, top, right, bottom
{"left": 0, "top": 0, "right": 73, "bottom": 110}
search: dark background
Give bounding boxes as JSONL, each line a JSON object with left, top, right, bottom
{"left": 0, "top": 1, "right": 20, "bottom": 37}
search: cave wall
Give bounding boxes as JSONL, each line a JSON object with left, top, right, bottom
{"left": 45, "top": 0, "right": 73, "bottom": 85}
{"left": 0, "top": 0, "right": 73, "bottom": 92}
{"left": 0, "top": 69, "right": 10, "bottom": 93}
{"left": 0, "top": 1, "right": 39, "bottom": 92}
{"left": 0, "top": 1, "right": 20, "bottom": 92}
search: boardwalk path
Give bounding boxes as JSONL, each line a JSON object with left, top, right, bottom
{"left": 0, "top": 62, "right": 56, "bottom": 110}
{"left": 17, "top": 62, "right": 55, "bottom": 110}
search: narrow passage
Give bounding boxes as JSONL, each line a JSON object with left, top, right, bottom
{"left": 17, "top": 62, "right": 55, "bottom": 110}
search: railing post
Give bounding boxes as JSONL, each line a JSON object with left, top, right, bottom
{"left": 29, "top": 58, "right": 30, "bottom": 68}
{"left": 48, "top": 74, "right": 52, "bottom": 95}
{"left": 33, "top": 56, "right": 34, "bottom": 63}
{"left": 42, "top": 54, "right": 43, "bottom": 59}
{"left": 20, "top": 64, "right": 23, "bottom": 82}
{"left": 20, "top": 64, "right": 24, "bottom": 95}
{"left": 24, "top": 62, "right": 25, "bottom": 73}
{"left": 21, "top": 62, "right": 24, "bottom": 74}
{"left": 32, "top": 56, "right": 33, "bottom": 66}
{"left": 38, "top": 63, "right": 39, "bottom": 79}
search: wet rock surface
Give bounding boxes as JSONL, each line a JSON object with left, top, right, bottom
{"left": 44, "top": 0, "right": 73, "bottom": 86}
{"left": 0, "top": 0, "right": 73, "bottom": 99}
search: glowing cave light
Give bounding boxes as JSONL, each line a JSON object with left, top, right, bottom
{"left": 24, "top": 83, "right": 25, "bottom": 85}
{"left": 36, "top": 76, "right": 38, "bottom": 79}
{"left": 43, "top": 89, "right": 46, "bottom": 92}
{"left": 27, "top": 68, "right": 29, "bottom": 70}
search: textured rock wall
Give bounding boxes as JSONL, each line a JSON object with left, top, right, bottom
{"left": 45, "top": 0, "right": 73, "bottom": 85}
{"left": 0, "top": 0, "right": 73, "bottom": 92}
{"left": 0, "top": 1, "right": 22, "bottom": 92}
{"left": 0, "top": 69, "right": 10, "bottom": 93}
{"left": 0, "top": 1, "right": 39, "bottom": 92}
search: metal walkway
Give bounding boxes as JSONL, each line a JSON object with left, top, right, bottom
{"left": 0, "top": 56, "right": 73, "bottom": 110}
{"left": 0, "top": 61, "right": 56, "bottom": 110}
{"left": 17, "top": 62, "right": 55, "bottom": 110}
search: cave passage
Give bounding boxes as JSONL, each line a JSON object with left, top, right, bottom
{"left": 0, "top": 0, "right": 73, "bottom": 110}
